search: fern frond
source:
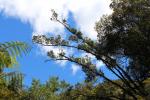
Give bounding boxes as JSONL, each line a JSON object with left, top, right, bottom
{"left": 0, "top": 41, "right": 31, "bottom": 57}
{"left": 0, "top": 41, "right": 31, "bottom": 69}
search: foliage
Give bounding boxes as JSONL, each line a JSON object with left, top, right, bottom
{"left": 0, "top": 72, "right": 24, "bottom": 100}
{"left": 33, "top": 0, "right": 150, "bottom": 99}
{"left": 0, "top": 41, "right": 30, "bottom": 72}
{"left": 0, "top": 75, "right": 124, "bottom": 99}
{"left": 0, "top": 0, "right": 150, "bottom": 99}
{"left": 0, "top": 41, "right": 30, "bottom": 99}
{"left": 0, "top": 77, "right": 149, "bottom": 100}
{"left": 19, "top": 77, "right": 70, "bottom": 100}
{"left": 95, "top": 0, "right": 150, "bottom": 98}
{"left": 60, "top": 79, "right": 150, "bottom": 100}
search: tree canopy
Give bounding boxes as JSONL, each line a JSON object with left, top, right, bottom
{"left": 33, "top": 0, "right": 150, "bottom": 99}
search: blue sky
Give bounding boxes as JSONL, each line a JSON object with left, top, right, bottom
{"left": 0, "top": 0, "right": 113, "bottom": 86}
{"left": 0, "top": 13, "right": 85, "bottom": 86}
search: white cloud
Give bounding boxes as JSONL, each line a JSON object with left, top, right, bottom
{"left": 0, "top": 0, "right": 68, "bottom": 35}
{"left": 38, "top": 43, "right": 75, "bottom": 67}
{"left": 0, "top": 0, "right": 112, "bottom": 72}
{"left": 81, "top": 53, "right": 105, "bottom": 69}
{"left": 96, "top": 61, "right": 105, "bottom": 69}
{"left": 81, "top": 52, "right": 95, "bottom": 59}
{"left": 39, "top": 45, "right": 68, "bottom": 67}
{"left": 71, "top": 64, "right": 80, "bottom": 75}
{"left": 67, "top": 0, "right": 112, "bottom": 39}
{"left": 0, "top": 0, "right": 112, "bottom": 38}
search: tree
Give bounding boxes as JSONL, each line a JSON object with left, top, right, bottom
{"left": 95, "top": 0, "right": 150, "bottom": 81}
{"left": 95, "top": 0, "right": 150, "bottom": 98}
{"left": 60, "top": 81, "right": 123, "bottom": 100}
{"left": 0, "top": 72, "right": 24, "bottom": 99}
{"left": 0, "top": 41, "right": 30, "bottom": 99}
{"left": 33, "top": 1, "right": 150, "bottom": 99}
{"left": 25, "top": 77, "right": 70, "bottom": 100}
